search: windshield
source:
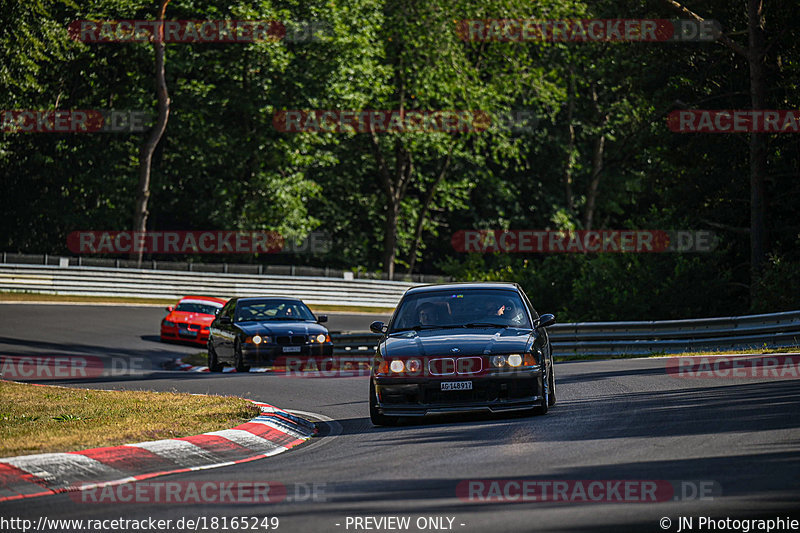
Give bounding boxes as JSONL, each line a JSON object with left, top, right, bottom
{"left": 175, "top": 302, "right": 221, "bottom": 315}
{"left": 390, "top": 289, "right": 531, "bottom": 332}
{"left": 235, "top": 300, "right": 316, "bottom": 323}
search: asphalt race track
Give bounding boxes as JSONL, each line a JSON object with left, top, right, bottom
{"left": 1, "top": 304, "right": 800, "bottom": 532}
{"left": 0, "top": 303, "right": 390, "bottom": 372}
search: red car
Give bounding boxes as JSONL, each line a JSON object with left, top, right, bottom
{"left": 160, "top": 296, "right": 227, "bottom": 345}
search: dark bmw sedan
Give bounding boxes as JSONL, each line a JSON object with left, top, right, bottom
{"left": 368, "top": 282, "right": 556, "bottom": 425}
{"left": 207, "top": 297, "right": 332, "bottom": 372}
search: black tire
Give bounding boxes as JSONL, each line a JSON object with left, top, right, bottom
{"left": 234, "top": 340, "right": 250, "bottom": 373}
{"left": 369, "top": 381, "right": 398, "bottom": 426}
{"left": 547, "top": 354, "right": 556, "bottom": 407}
{"left": 207, "top": 342, "right": 222, "bottom": 372}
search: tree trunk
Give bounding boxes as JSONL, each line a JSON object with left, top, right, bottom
{"left": 408, "top": 150, "right": 452, "bottom": 274}
{"left": 563, "top": 65, "right": 576, "bottom": 212}
{"left": 748, "top": 0, "right": 768, "bottom": 280}
{"left": 383, "top": 200, "right": 400, "bottom": 280}
{"left": 583, "top": 86, "right": 608, "bottom": 231}
{"left": 584, "top": 133, "right": 605, "bottom": 231}
{"left": 662, "top": 0, "right": 768, "bottom": 299}
{"left": 132, "top": 0, "right": 171, "bottom": 266}
{"left": 370, "top": 131, "right": 413, "bottom": 281}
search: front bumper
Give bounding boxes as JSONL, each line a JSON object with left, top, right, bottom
{"left": 241, "top": 343, "right": 334, "bottom": 365}
{"left": 160, "top": 327, "right": 209, "bottom": 345}
{"left": 373, "top": 369, "right": 543, "bottom": 416}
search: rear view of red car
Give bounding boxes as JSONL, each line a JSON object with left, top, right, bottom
{"left": 160, "top": 295, "right": 227, "bottom": 345}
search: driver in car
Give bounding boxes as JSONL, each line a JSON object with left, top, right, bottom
{"left": 482, "top": 299, "right": 524, "bottom": 325}
{"left": 482, "top": 299, "right": 505, "bottom": 318}
{"left": 416, "top": 303, "right": 437, "bottom": 325}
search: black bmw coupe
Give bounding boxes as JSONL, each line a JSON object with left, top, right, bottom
{"left": 368, "top": 282, "right": 556, "bottom": 425}
{"left": 208, "top": 297, "right": 332, "bottom": 372}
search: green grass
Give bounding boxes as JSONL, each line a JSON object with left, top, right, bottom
{"left": 0, "top": 381, "right": 260, "bottom": 457}
{"left": 555, "top": 345, "right": 800, "bottom": 361}
{"left": 0, "top": 291, "right": 175, "bottom": 305}
{"left": 183, "top": 352, "right": 209, "bottom": 366}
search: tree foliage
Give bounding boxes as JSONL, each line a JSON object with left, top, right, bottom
{"left": 2, "top": 0, "right": 798, "bottom": 319}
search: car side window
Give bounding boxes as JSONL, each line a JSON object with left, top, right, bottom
{"left": 218, "top": 301, "right": 234, "bottom": 320}
{"left": 521, "top": 292, "right": 539, "bottom": 320}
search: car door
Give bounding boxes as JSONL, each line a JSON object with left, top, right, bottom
{"left": 212, "top": 300, "right": 236, "bottom": 362}
{"left": 520, "top": 289, "right": 551, "bottom": 360}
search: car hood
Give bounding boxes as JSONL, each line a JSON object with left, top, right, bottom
{"left": 236, "top": 321, "right": 328, "bottom": 336}
{"left": 167, "top": 311, "right": 215, "bottom": 325}
{"left": 382, "top": 327, "right": 534, "bottom": 358}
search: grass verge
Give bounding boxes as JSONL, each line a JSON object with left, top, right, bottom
{"left": 0, "top": 291, "right": 394, "bottom": 313}
{"left": 183, "top": 352, "right": 209, "bottom": 366}
{"left": 556, "top": 346, "right": 800, "bottom": 361}
{"left": 0, "top": 381, "right": 260, "bottom": 457}
{"left": 0, "top": 291, "right": 174, "bottom": 305}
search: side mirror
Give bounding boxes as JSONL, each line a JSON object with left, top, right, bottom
{"left": 534, "top": 313, "right": 556, "bottom": 329}
{"left": 166, "top": 306, "right": 174, "bottom": 312}
{"left": 369, "top": 321, "right": 386, "bottom": 334}
{"left": 218, "top": 316, "right": 232, "bottom": 325}
{"left": 317, "top": 314, "right": 328, "bottom": 323}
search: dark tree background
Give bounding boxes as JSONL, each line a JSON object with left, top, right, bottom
{"left": 2, "top": 0, "right": 798, "bottom": 320}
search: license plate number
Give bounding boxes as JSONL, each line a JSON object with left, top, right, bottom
{"left": 179, "top": 329, "right": 197, "bottom": 337}
{"left": 283, "top": 346, "right": 301, "bottom": 353}
{"left": 441, "top": 381, "right": 472, "bottom": 391}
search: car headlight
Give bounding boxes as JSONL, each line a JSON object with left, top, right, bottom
{"left": 389, "top": 360, "right": 405, "bottom": 373}
{"left": 162, "top": 320, "right": 175, "bottom": 327}
{"left": 490, "top": 354, "right": 536, "bottom": 368}
{"left": 316, "top": 333, "right": 327, "bottom": 343}
{"left": 405, "top": 358, "right": 422, "bottom": 373}
{"left": 252, "top": 335, "right": 263, "bottom": 344}
{"left": 490, "top": 355, "right": 507, "bottom": 368}
{"left": 245, "top": 335, "right": 269, "bottom": 344}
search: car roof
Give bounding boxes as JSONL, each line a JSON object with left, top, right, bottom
{"left": 179, "top": 295, "right": 227, "bottom": 305}
{"left": 404, "top": 282, "right": 520, "bottom": 294}
{"left": 235, "top": 296, "right": 305, "bottom": 304}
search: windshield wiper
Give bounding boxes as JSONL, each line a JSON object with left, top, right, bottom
{"left": 464, "top": 322, "right": 510, "bottom": 328}
{"left": 389, "top": 324, "right": 464, "bottom": 334}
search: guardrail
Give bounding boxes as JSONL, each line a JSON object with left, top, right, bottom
{"left": 0, "top": 264, "right": 415, "bottom": 308}
{"left": 2, "top": 262, "right": 797, "bottom": 356}
{"left": 331, "top": 310, "right": 800, "bottom": 357}
{"left": 0, "top": 252, "right": 450, "bottom": 283}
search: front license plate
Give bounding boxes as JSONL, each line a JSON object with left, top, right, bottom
{"left": 282, "top": 346, "right": 301, "bottom": 353}
{"left": 178, "top": 329, "right": 197, "bottom": 337}
{"left": 441, "top": 381, "right": 472, "bottom": 391}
